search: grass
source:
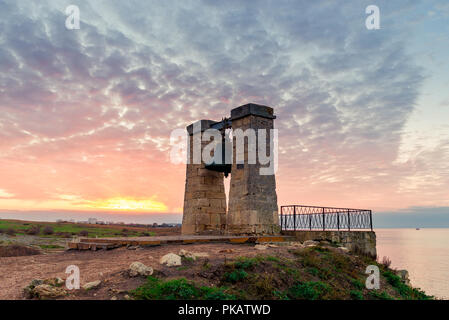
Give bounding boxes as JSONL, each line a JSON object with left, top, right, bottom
{"left": 130, "top": 245, "right": 433, "bottom": 301}
{"left": 287, "top": 281, "right": 330, "bottom": 300}
{"left": 132, "top": 276, "right": 236, "bottom": 300}
{"left": 369, "top": 290, "right": 394, "bottom": 300}
{"left": 223, "top": 269, "right": 248, "bottom": 283}
{"left": 221, "top": 256, "right": 265, "bottom": 284}
{"left": 0, "top": 219, "right": 155, "bottom": 238}
{"left": 350, "top": 290, "right": 364, "bottom": 300}
{"left": 233, "top": 256, "right": 260, "bottom": 270}
{"left": 176, "top": 266, "right": 189, "bottom": 271}
{"left": 382, "top": 270, "right": 432, "bottom": 300}
{"left": 351, "top": 279, "right": 365, "bottom": 290}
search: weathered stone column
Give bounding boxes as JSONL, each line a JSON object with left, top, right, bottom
{"left": 181, "top": 120, "right": 227, "bottom": 235}
{"left": 227, "top": 104, "right": 280, "bottom": 235}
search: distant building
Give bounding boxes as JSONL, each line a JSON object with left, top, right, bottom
{"left": 88, "top": 218, "right": 97, "bottom": 224}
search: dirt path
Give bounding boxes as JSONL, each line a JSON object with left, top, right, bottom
{"left": 0, "top": 242, "right": 276, "bottom": 300}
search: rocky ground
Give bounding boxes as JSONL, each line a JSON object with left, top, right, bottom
{"left": 0, "top": 239, "right": 433, "bottom": 300}
{"left": 0, "top": 241, "right": 276, "bottom": 299}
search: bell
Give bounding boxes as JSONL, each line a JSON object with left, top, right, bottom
{"left": 205, "top": 138, "right": 232, "bottom": 177}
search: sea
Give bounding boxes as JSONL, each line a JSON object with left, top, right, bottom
{"left": 375, "top": 228, "right": 449, "bottom": 299}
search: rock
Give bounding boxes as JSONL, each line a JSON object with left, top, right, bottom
{"left": 179, "top": 250, "right": 210, "bottom": 260}
{"left": 129, "top": 262, "right": 153, "bottom": 277}
{"left": 303, "top": 240, "right": 319, "bottom": 247}
{"left": 33, "top": 284, "right": 66, "bottom": 299}
{"left": 395, "top": 270, "right": 410, "bottom": 285}
{"left": 23, "top": 279, "right": 55, "bottom": 299}
{"left": 179, "top": 249, "right": 197, "bottom": 261}
{"left": 43, "top": 278, "right": 64, "bottom": 287}
{"left": 127, "top": 245, "right": 142, "bottom": 250}
{"left": 111, "top": 296, "right": 117, "bottom": 300}
{"left": 29, "top": 279, "right": 44, "bottom": 287}
{"left": 289, "top": 242, "right": 304, "bottom": 248}
{"left": 193, "top": 252, "right": 209, "bottom": 259}
{"left": 219, "top": 249, "right": 234, "bottom": 253}
{"left": 160, "top": 253, "right": 182, "bottom": 267}
{"left": 23, "top": 281, "right": 41, "bottom": 299}
{"left": 254, "top": 244, "right": 268, "bottom": 250}
{"left": 337, "top": 247, "right": 350, "bottom": 253}
{"left": 124, "top": 294, "right": 131, "bottom": 300}
{"left": 267, "top": 244, "right": 278, "bottom": 248}
{"left": 82, "top": 280, "right": 101, "bottom": 290}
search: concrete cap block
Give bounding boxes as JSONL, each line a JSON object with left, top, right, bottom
{"left": 186, "top": 120, "right": 218, "bottom": 135}
{"left": 230, "top": 103, "right": 276, "bottom": 121}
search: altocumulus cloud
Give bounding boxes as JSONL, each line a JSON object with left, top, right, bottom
{"left": 0, "top": 0, "right": 448, "bottom": 219}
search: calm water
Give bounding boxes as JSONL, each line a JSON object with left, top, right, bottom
{"left": 375, "top": 228, "right": 449, "bottom": 299}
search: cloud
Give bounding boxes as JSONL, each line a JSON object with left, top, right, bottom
{"left": 0, "top": 0, "right": 447, "bottom": 217}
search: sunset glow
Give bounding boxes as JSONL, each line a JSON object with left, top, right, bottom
{"left": 0, "top": 1, "right": 448, "bottom": 225}
{"left": 83, "top": 197, "right": 168, "bottom": 212}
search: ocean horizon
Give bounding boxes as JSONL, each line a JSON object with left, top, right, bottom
{"left": 376, "top": 228, "right": 449, "bottom": 299}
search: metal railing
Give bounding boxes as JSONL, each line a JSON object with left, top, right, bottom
{"left": 280, "top": 205, "right": 373, "bottom": 231}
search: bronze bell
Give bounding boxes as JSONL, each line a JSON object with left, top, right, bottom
{"left": 205, "top": 134, "right": 232, "bottom": 177}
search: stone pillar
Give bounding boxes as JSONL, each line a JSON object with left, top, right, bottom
{"left": 227, "top": 104, "right": 280, "bottom": 235}
{"left": 181, "top": 120, "right": 227, "bottom": 235}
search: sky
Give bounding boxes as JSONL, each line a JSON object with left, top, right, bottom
{"left": 0, "top": 0, "right": 448, "bottom": 226}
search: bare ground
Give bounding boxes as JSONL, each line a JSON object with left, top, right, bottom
{"left": 0, "top": 242, "right": 274, "bottom": 300}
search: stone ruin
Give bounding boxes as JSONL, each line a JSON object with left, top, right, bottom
{"left": 181, "top": 103, "right": 279, "bottom": 235}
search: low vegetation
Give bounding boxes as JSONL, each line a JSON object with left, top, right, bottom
{"left": 0, "top": 219, "right": 155, "bottom": 238}
{"left": 132, "top": 276, "right": 236, "bottom": 300}
{"left": 132, "top": 245, "right": 433, "bottom": 300}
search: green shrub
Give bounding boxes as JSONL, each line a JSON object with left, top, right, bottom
{"left": 265, "top": 256, "right": 281, "bottom": 263}
{"left": 307, "top": 267, "right": 319, "bottom": 276}
{"left": 350, "top": 290, "right": 364, "bottom": 300}
{"left": 273, "top": 290, "right": 290, "bottom": 300}
{"left": 182, "top": 256, "right": 195, "bottom": 263}
{"left": 132, "top": 277, "right": 199, "bottom": 300}
{"left": 288, "top": 281, "right": 330, "bottom": 300}
{"left": 369, "top": 290, "right": 394, "bottom": 300}
{"left": 383, "top": 271, "right": 431, "bottom": 300}
{"left": 313, "top": 246, "right": 330, "bottom": 253}
{"left": 223, "top": 269, "right": 248, "bottom": 283}
{"left": 351, "top": 279, "right": 365, "bottom": 290}
{"left": 234, "top": 257, "right": 258, "bottom": 270}
{"left": 202, "top": 287, "right": 236, "bottom": 300}
{"left": 132, "top": 276, "right": 235, "bottom": 300}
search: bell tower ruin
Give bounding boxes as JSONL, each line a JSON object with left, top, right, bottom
{"left": 181, "top": 104, "right": 279, "bottom": 235}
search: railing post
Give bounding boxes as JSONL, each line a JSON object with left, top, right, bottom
{"left": 309, "top": 213, "right": 312, "bottom": 230}
{"left": 293, "top": 206, "right": 296, "bottom": 231}
{"left": 347, "top": 209, "right": 351, "bottom": 231}
{"left": 322, "top": 207, "right": 325, "bottom": 231}
{"left": 280, "top": 206, "right": 283, "bottom": 231}
{"left": 369, "top": 210, "right": 373, "bottom": 231}
{"left": 337, "top": 211, "right": 340, "bottom": 230}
